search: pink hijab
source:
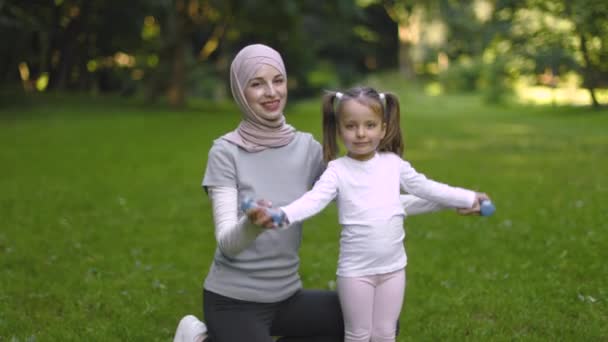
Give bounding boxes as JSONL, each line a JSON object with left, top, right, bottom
{"left": 221, "top": 44, "right": 296, "bottom": 152}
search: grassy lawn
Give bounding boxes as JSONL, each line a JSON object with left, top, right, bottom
{"left": 1, "top": 88, "right": 607, "bottom": 341}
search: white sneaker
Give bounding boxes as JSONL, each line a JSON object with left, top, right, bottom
{"left": 173, "top": 315, "right": 208, "bottom": 342}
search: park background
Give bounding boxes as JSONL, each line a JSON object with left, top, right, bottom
{"left": 1, "top": 0, "right": 607, "bottom": 340}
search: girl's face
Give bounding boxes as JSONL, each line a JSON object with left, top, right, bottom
{"left": 244, "top": 64, "right": 287, "bottom": 121}
{"left": 338, "top": 99, "right": 386, "bottom": 161}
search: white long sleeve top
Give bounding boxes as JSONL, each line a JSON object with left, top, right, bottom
{"left": 281, "top": 152, "right": 476, "bottom": 276}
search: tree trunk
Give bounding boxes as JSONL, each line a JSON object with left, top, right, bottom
{"left": 398, "top": 38, "right": 415, "bottom": 79}
{"left": 167, "top": 38, "right": 186, "bottom": 107}
{"left": 394, "top": 7, "right": 421, "bottom": 80}
{"left": 48, "top": 1, "right": 90, "bottom": 91}
{"left": 585, "top": 84, "right": 599, "bottom": 109}
{"left": 578, "top": 33, "right": 600, "bottom": 108}
{"left": 44, "top": 3, "right": 61, "bottom": 90}
{"left": 166, "top": 0, "right": 188, "bottom": 107}
{"left": 564, "top": 0, "right": 602, "bottom": 109}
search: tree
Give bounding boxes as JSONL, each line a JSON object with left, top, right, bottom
{"left": 152, "top": 0, "right": 232, "bottom": 107}
{"left": 562, "top": 0, "right": 608, "bottom": 107}
{"left": 507, "top": 0, "right": 607, "bottom": 107}
{"left": 1, "top": 0, "right": 150, "bottom": 93}
{"left": 1, "top": 0, "right": 401, "bottom": 103}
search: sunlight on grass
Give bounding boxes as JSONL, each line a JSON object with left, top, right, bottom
{"left": 514, "top": 75, "right": 608, "bottom": 106}
{"left": 424, "top": 82, "right": 443, "bottom": 96}
{"left": 416, "top": 74, "right": 607, "bottom": 107}
{"left": 516, "top": 85, "right": 597, "bottom": 105}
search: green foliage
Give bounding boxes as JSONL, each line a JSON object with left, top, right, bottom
{"left": 503, "top": 0, "right": 608, "bottom": 105}
{"left": 438, "top": 57, "right": 483, "bottom": 93}
{"left": 3, "top": 0, "right": 608, "bottom": 108}
{"left": 479, "top": 57, "right": 513, "bottom": 104}
{"left": 186, "top": 64, "right": 225, "bottom": 100}
{"left": 438, "top": 0, "right": 490, "bottom": 58}
{"left": 1, "top": 90, "right": 607, "bottom": 341}
{"left": 306, "top": 61, "right": 341, "bottom": 90}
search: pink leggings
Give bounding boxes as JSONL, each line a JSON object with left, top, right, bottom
{"left": 337, "top": 269, "right": 405, "bottom": 342}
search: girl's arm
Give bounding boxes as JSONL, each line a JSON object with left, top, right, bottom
{"left": 279, "top": 166, "right": 339, "bottom": 224}
{"left": 208, "top": 186, "right": 266, "bottom": 257}
{"left": 399, "top": 160, "right": 477, "bottom": 209}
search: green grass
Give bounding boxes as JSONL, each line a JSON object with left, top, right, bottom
{"left": 1, "top": 89, "right": 607, "bottom": 341}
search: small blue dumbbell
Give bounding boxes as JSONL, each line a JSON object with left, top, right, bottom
{"left": 241, "top": 197, "right": 285, "bottom": 226}
{"left": 480, "top": 199, "right": 496, "bottom": 216}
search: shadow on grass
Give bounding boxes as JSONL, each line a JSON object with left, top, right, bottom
{"left": 0, "top": 90, "right": 242, "bottom": 120}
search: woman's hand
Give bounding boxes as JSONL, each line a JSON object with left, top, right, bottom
{"left": 245, "top": 199, "right": 277, "bottom": 229}
{"left": 457, "top": 192, "right": 490, "bottom": 215}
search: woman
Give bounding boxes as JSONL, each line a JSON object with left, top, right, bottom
{"left": 173, "top": 44, "right": 455, "bottom": 342}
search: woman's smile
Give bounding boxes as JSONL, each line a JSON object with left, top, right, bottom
{"left": 261, "top": 99, "right": 281, "bottom": 111}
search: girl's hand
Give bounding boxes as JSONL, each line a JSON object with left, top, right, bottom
{"left": 457, "top": 192, "right": 490, "bottom": 215}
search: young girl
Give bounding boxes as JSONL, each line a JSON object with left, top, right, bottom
{"left": 272, "top": 86, "right": 490, "bottom": 342}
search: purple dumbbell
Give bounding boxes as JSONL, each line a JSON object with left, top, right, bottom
{"left": 241, "top": 197, "right": 285, "bottom": 226}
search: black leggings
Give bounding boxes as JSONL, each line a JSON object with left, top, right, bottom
{"left": 203, "top": 289, "right": 345, "bottom": 342}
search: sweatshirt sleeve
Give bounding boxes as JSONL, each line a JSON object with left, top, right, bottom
{"left": 400, "top": 194, "right": 448, "bottom": 216}
{"left": 208, "top": 186, "right": 265, "bottom": 257}
{"left": 280, "top": 164, "right": 339, "bottom": 224}
{"left": 399, "top": 159, "right": 476, "bottom": 209}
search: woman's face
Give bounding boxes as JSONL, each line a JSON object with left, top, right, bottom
{"left": 243, "top": 64, "right": 287, "bottom": 121}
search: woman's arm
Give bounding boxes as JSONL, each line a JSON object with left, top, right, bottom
{"left": 208, "top": 186, "right": 265, "bottom": 257}
{"left": 400, "top": 194, "right": 447, "bottom": 216}
{"left": 399, "top": 159, "right": 477, "bottom": 209}
{"left": 401, "top": 194, "right": 491, "bottom": 216}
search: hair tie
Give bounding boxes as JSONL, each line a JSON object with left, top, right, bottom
{"left": 333, "top": 92, "right": 344, "bottom": 115}
{"left": 379, "top": 92, "right": 388, "bottom": 119}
